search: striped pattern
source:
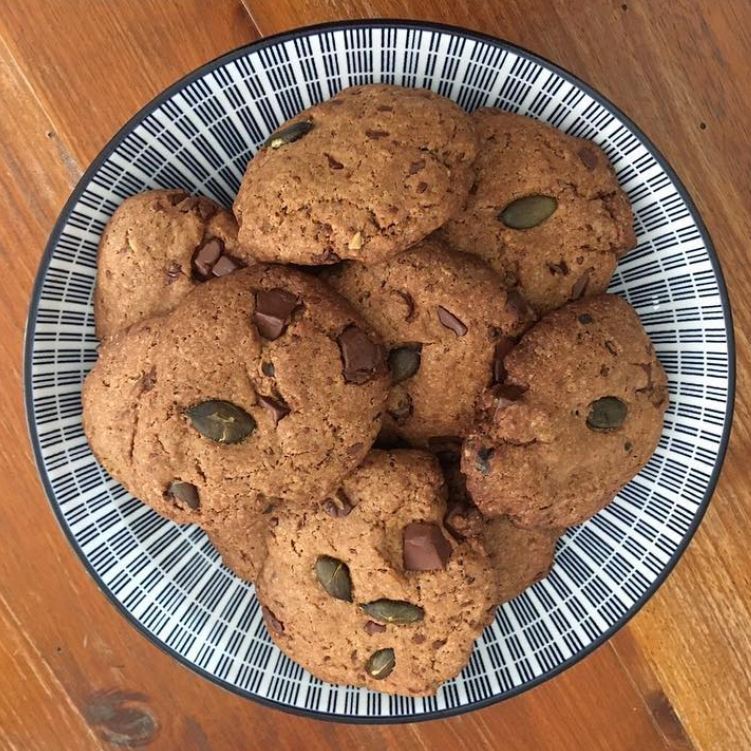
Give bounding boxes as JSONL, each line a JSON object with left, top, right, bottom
{"left": 25, "top": 22, "right": 732, "bottom": 721}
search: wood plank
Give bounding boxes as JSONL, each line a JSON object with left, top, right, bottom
{"left": 0, "top": 0, "right": 260, "bottom": 165}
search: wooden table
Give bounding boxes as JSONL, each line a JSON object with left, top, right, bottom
{"left": 1, "top": 1, "right": 749, "bottom": 749}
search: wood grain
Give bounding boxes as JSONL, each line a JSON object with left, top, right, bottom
{"left": 0, "top": 0, "right": 748, "bottom": 749}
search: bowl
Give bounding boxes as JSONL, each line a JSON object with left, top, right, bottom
{"left": 24, "top": 19, "right": 734, "bottom": 722}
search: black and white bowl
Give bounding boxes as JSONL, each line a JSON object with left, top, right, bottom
{"left": 25, "top": 20, "right": 734, "bottom": 722}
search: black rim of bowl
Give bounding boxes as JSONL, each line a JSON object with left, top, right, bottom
{"left": 23, "top": 18, "right": 736, "bottom": 724}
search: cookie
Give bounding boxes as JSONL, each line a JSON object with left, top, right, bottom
{"left": 439, "top": 109, "right": 635, "bottom": 314}
{"left": 462, "top": 294, "right": 668, "bottom": 528}
{"left": 233, "top": 84, "right": 478, "bottom": 266}
{"left": 256, "top": 450, "right": 497, "bottom": 696}
{"left": 325, "top": 238, "right": 531, "bottom": 445}
{"left": 83, "top": 265, "right": 389, "bottom": 535}
{"left": 435, "top": 447, "right": 558, "bottom": 604}
{"left": 95, "top": 189, "right": 248, "bottom": 340}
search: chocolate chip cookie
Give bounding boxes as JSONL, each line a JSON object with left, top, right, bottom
{"left": 233, "top": 84, "right": 478, "bottom": 266}
{"left": 256, "top": 450, "right": 497, "bottom": 696}
{"left": 439, "top": 109, "right": 635, "bottom": 314}
{"left": 325, "top": 238, "right": 531, "bottom": 445}
{"left": 462, "top": 294, "right": 668, "bottom": 528}
{"left": 83, "top": 266, "right": 389, "bottom": 535}
{"left": 95, "top": 189, "right": 248, "bottom": 339}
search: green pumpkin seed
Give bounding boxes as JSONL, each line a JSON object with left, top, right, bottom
{"left": 315, "top": 555, "right": 353, "bottom": 602}
{"left": 499, "top": 195, "right": 558, "bottom": 229}
{"left": 365, "top": 648, "right": 395, "bottom": 680}
{"left": 265, "top": 120, "right": 313, "bottom": 149}
{"left": 586, "top": 396, "right": 627, "bottom": 431}
{"left": 388, "top": 345, "right": 422, "bottom": 383}
{"left": 186, "top": 400, "right": 256, "bottom": 444}
{"left": 361, "top": 600, "right": 424, "bottom": 624}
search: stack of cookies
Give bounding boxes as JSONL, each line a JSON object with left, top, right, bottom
{"left": 83, "top": 85, "right": 668, "bottom": 696}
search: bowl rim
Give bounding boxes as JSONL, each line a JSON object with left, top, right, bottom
{"left": 23, "top": 18, "right": 736, "bottom": 724}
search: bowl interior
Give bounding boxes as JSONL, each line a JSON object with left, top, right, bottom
{"left": 25, "top": 21, "right": 733, "bottom": 722}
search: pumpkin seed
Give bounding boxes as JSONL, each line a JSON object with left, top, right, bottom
{"left": 167, "top": 481, "right": 199, "bottom": 510}
{"left": 388, "top": 345, "right": 422, "bottom": 383}
{"left": 265, "top": 120, "right": 313, "bottom": 149}
{"left": 361, "top": 600, "right": 424, "bottom": 624}
{"left": 499, "top": 195, "right": 557, "bottom": 229}
{"left": 186, "top": 400, "right": 256, "bottom": 444}
{"left": 586, "top": 396, "right": 627, "bottom": 431}
{"left": 315, "top": 555, "right": 353, "bottom": 602}
{"left": 365, "top": 648, "right": 395, "bottom": 680}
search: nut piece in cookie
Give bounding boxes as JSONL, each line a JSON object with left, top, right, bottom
{"left": 233, "top": 84, "right": 478, "bottom": 265}
{"left": 461, "top": 294, "right": 668, "bottom": 528}
{"left": 83, "top": 266, "right": 389, "bottom": 548}
{"left": 439, "top": 109, "right": 635, "bottom": 314}
{"left": 256, "top": 450, "right": 497, "bottom": 696}
{"left": 325, "top": 237, "right": 532, "bottom": 445}
{"left": 95, "top": 189, "right": 251, "bottom": 339}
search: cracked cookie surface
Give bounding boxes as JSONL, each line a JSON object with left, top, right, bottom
{"left": 438, "top": 109, "right": 635, "bottom": 314}
{"left": 255, "top": 450, "right": 497, "bottom": 696}
{"left": 95, "top": 189, "right": 249, "bottom": 339}
{"left": 462, "top": 294, "right": 668, "bottom": 528}
{"left": 325, "top": 238, "right": 530, "bottom": 445}
{"left": 83, "top": 266, "right": 389, "bottom": 539}
{"left": 233, "top": 85, "right": 478, "bottom": 265}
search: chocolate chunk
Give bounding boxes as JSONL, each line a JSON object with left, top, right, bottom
{"left": 432, "top": 639, "right": 447, "bottom": 650}
{"left": 211, "top": 254, "right": 243, "bottom": 277}
{"left": 492, "top": 337, "right": 516, "bottom": 384}
{"left": 261, "top": 605, "right": 284, "bottom": 634}
{"left": 416, "top": 181, "right": 428, "bottom": 193}
{"left": 604, "top": 340, "right": 618, "bottom": 356}
{"left": 337, "top": 325, "right": 384, "bottom": 384}
{"left": 475, "top": 447, "right": 493, "bottom": 475}
{"left": 578, "top": 146, "right": 599, "bottom": 170}
{"left": 437, "top": 306, "right": 468, "bottom": 337}
{"left": 326, "top": 153, "right": 344, "bottom": 170}
{"left": 258, "top": 394, "right": 290, "bottom": 426}
{"left": 323, "top": 489, "right": 354, "bottom": 518}
{"left": 365, "top": 129, "right": 389, "bottom": 139}
{"left": 175, "top": 195, "right": 199, "bottom": 212}
{"left": 572, "top": 271, "right": 590, "bottom": 299}
{"left": 192, "top": 238, "right": 223, "bottom": 281}
{"left": 403, "top": 522, "right": 452, "bottom": 571}
{"left": 364, "top": 620, "right": 387, "bottom": 635}
{"left": 412, "top": 633, "right": 426, "bottom": 644}
{"left": 167, "top": 481, "right": 199, "bottom": 510}
{"left": 316, "top": 249, "right": 341, "bottom": 264}
{"left": 578, "top": 313, "right": 594, "bottom": 324}
{"left": 409, "top": 159, "right": 425, "bottom": 174}
{"left": 444, "top": 501, "right": 482, "bottom": 541}
{"left": 547, "top": 260, "right": 569, "bottom": 276}
{"left": 140, "top": 366, "right": 157, "bottom": 393}
{"left": 165, "top": 262, "right": 182, "bottom": 284}
{"left": 253, "top": 288, "right": 301, "bottom": 340}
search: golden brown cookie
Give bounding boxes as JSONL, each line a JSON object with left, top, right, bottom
{"left": 462, "top": 294, "right": 668, "bottom": 528}
{"left": 439, "top": 109, "right": 635, "bottom": 314}
{"left": 83, "top": 266, "right": 389, "bottom": 536}
{"left": 256, "top": 450, "right": 497, "bottom": 696}
{"left": 95, "top": 189, "right": 250, "bottom": 339}
{"left": 325, "top": 238, "right": 531, "bottom": 446}
{"left": 233, "top": 85, "right": 478, "bottom": 266}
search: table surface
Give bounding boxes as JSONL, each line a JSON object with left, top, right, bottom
{"left": 1, "top": 1, "right": 749, "bottom": 749}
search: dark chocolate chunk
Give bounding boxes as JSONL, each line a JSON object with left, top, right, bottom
{"left": 258, "top": 394, "right": 290, "bottom": 426}
{"left": 337, "top": 325, "right": 384, "bottom": 384}
{"left": 403, "top": 522, "right": 452, "bottom": 571}
{"left": 392, "top": 290, "right": 416, "bottom": 322}
{"left": 505, "top": 288, "right": 536, "bottom": 322}
{"left": 492, "top": 337, "right": 516, "bottom": 384}
{"left": 578, "top": 146, "right": 599, "bottom": 170}
{"left": 211, "top": 254, "right": 243, "bottom": 277}
{"left": 409, "top": 159, "right": 425, "bottom": 174}
{"left": 364, "top": 620, "right": 387, "bottom": 635}
{"left": 578, "top": 313, "right": 594, "bottom": 324}
{"left": 167, "top": 481, "right": 199, "bottom": 510}
{"left": 326, "top": 153, "right": 344, "bottom": 170}
{"left": 322, "top": 489, "right": 354, "bottom": 518}
{"left": 253, "top": 288, "right": 301, "bottom": 340}
{"left": 192, "top": 238, "right": 223, "bottom": 281}
{"left": 493, "top": 383, "right": 527, "bottom": 411}
{"left": 365, "top": 129, "right": 389, "bottom": 139}
{"left": 572, "top": 271, "right": 590, "bottom": 300}
{"left": 437, "top": 306, "right": 468, "bottom": 337}
{"left": 261, "top": 605, "right": 284, "bottom": 634}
